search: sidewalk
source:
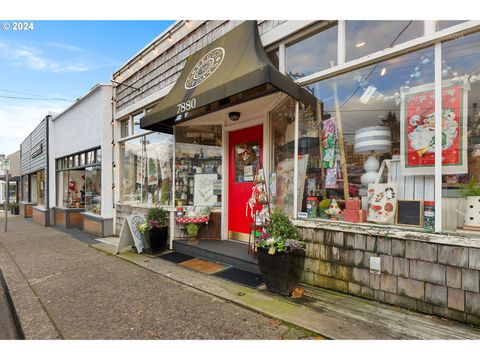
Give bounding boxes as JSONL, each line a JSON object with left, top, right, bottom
{"left": 2, "top": 214, "right": 480, "bottom": 339}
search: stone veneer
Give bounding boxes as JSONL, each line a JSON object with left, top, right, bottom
{"left": 295, "top": 220, "right": 480, "bottom": 326}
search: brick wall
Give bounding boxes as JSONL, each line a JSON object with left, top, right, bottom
{"left": 298, "top": 225, "right": 480, "bottom": 325}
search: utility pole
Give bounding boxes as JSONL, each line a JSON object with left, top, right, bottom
{"left": 5, "top": 169, "right": 8, "bottom": 232}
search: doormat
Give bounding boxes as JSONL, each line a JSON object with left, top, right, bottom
{"left": 214, "top": 268, "right": 264, "bottom": 288}
{"left": 157, "top": 252, "right": 196, "bottom": 264}
{"left": 179, "top": 258, "right": 229, "bottom": 274}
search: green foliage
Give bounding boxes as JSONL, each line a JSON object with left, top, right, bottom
{"left": 460, "top": 178, "right": 480, "bottom": 197}
{"left": 319, "top": 199, "right": 331, "bottom": 209}
{"left": 265, "top": 208, "right": 299, "bottom": 241}
{"left": 146, "top": 207, "right": 168, "bottom": 227}
{"left": 137, "top": 222, "right": 149, "bottom": 234}
{"left": 186, "top": 223, "right": 199, "bottom": 236}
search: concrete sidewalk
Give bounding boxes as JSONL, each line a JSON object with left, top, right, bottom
{"left": 2, "top": 215, "right": 480, "bottom": 339}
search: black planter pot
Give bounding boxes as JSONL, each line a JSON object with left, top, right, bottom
{"left": 143, "top": 227, "right": 168, "bottom": 254}
{"left": 257, "top": 250, "right": 305, "bottom": 296}
{"left": 10, "top": 207, "right": 19, "bottom": 215}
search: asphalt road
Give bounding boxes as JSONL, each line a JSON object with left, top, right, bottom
{"left": 0, "top": 215, "right": 312, "bottom": 340}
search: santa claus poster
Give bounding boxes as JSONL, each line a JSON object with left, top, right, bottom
{"left": 400, "top": 80, "right": 468, "bottom": 176}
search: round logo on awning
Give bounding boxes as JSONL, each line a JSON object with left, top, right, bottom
{"left": 185, "top": 47, "right": 225, "bottom": 89}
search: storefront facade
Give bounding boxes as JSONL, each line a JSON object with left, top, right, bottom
{"left": 48, "top": 84, "right": 114, "bottom": 236}
{"left": 19, "top": 115, "right": 51, "bottom": 224}
{"left": 0, "top": 151, "right": 20, "bottom": 210}
{"left": 112, "top": 20, "right": 480, "bottom": 324}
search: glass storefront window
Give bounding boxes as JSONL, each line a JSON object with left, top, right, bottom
{"left": 346, "top": 21, "right": 424, "bottom": 62}
{"left": 144, "top": 132, "right": 173, "bottom": 205}
{"left": 121, "top": 137, "right": 143, "bottom": 203}
{"left": 441, "top": 32, "right": 480, "bottom": 233}
{"left": 305, "top": 46, "right": 436, "bottom": 230}
{"left": 62, "top": 170, "right": 85, "bottom": 208}
{"left": 175, "top": 125, "right": 222, "bottom": 207}
{"left": 436, "top": 21, "right": 466, "bottom": 31}
{"left": 30, "top": 173, "right": 38, "bottom": 203}
{"left": 270, "top": 97, "right": 296, "bottom": 217}
{"left": 85, "top": 166, "right": 102, "bottom": 215}
{"left": 95, "top": 149, "right": 102, "bottom": 163}
{"left": 133, "top": 112, "right": 144, "bottom": 134}
{"left": 120, "top": 119, "right": 130, "bottom": 138}
{"left": 22, "top": 175, "right": 29, "bottom": 201}
{"left": 286, "top": 24, "right": 337, "bottom": 79}
{"left": 37, "top": 170, "right": 46, "bottom": 206}
{"left": 86, "top": 151, "right": 95, "bottom": 164}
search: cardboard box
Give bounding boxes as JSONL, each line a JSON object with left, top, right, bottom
{"left": 344, "top": 209, "right": 367, "bottom": 223}
{"left": 345, "top": 198, "right": 361, "bottom": 210}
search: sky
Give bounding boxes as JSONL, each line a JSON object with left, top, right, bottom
{"left": 0, "top": 20, "right": 175, "bottom": 156}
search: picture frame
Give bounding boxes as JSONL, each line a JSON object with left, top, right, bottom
{"left": 395, "top": 200, "right": 423, "bottom": 227}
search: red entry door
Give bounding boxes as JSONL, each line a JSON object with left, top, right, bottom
{"left": 228, "top": 125, "right": 263, "bottom": 241}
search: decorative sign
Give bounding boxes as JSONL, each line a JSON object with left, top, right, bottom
{"left": 184, "top": 47, "right": 225, "bottom": 89}
{"left": 396, "top": 200, "right": 423, "bottom": 227}
{"left": 213, "top": 179, "right": 222, "bottom": 195}
{"left": 400, "top": 81, "right": 468, "bottom": 176}
{"left": 116, "top": 212, "right": 146, "bottom": 254}
{"left": 31, "top": 142, "right": 43, "bottom": 158}
{"left": 194, "top": 173, "right": 218, "bottom": 206}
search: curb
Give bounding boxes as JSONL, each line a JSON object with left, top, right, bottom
{"left": 0, "top": 269, "right": 24, "bottom": 339}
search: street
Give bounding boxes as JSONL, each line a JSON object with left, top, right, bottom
{"left": 0, "top": 213, "right": 315, "bottom": 340}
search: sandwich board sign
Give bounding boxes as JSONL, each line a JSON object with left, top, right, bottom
{"left": 116, "top": 212, "right": 146, "bottom": 254}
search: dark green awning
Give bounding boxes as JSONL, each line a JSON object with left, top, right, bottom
{"left": 141, "top": 21, "right": 313, "bottom": 133}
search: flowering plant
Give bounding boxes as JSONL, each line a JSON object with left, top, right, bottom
{"left": 255, "top": 209, "right": 304, "bottom": 255}
{"left": 137, "top": 207, "right": 168, "bottom": 233}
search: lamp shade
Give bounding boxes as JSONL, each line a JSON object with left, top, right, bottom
{"left": 354, "top": 126, "right": 391, "bottom": 154}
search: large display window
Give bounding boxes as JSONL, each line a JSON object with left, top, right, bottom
{"left": 56, "top": 148, "right": 101, "bottom": 214}
{"left": 302, "top": 46, "right": 437, "bottom": 230}
{"left": 120, "top": 133, "right": 173, "bottom": 205}
{"left": 174, "top": 125, "right": 222, "bottom": 207}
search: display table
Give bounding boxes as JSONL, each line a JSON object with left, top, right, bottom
{"left": 176, "top": 216, "right": 210, "bottom": 243}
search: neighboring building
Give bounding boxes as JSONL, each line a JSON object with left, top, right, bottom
{"left": 19, "top": 115, "right": 52, "bottom": 224}
{"left": 0, "top": 150, "right": 21, "bottom": 207}
{"left": 48, "top": 84, "right": 114, "bottom": 236}
{"left": 113, "top": 20, "right": 480, "bottom": 324}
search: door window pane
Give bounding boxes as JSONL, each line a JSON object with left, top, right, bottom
{"left": 286, "top": 24, "right": 338, "bottom": 79}
{"left": 346, "top": 21, "right": 423, "bottom": 62}
{"left": 234, "top": 142, "right": 260, "bottom": 183}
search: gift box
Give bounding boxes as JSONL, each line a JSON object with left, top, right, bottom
{"left": 344, "top": 209, "right": 367, "bottom": 223}
{"left": 345, "top": 197, "right": 361, "bottom": 210}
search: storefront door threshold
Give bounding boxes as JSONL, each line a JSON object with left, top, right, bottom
{"left": 172, "top": 239, "right": 259, "bottom": 274}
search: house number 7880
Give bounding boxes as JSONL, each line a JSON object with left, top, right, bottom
{"left": 177, "top": 98, "right": 196, "bottom": 114}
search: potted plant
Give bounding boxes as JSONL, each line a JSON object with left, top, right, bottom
{"left": 186, "top": 223, "right": 200, "bottom": 243}
{"left": 457, "top": 178, "right": 480, "bottom": 230}
{"left": 256, "top": 209, "right": 305, "bottom": 296}
{"left": 137, "top": 207, "right": 169, "bottom": 254}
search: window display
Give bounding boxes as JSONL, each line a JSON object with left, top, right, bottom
{"left": 270, "top": 97, "right": 297, "bottom": 217}
{"left": 304, "top": 46, "right": 436, "bottom": 230}
{"left": 441, "top": 32, "right": 480, "bottom": 233}
{"left": 121, "top": 138, "right": 143, "bottom": 203}
{"left": 175, "top": 125, "right": 222, "bottom": 207}
{"left": 56, "top": 148, "right": 102, "bottom": 213}
{"left": 31, "top": 172, "right": 38, "bottom": 203}
{"left": 85, "top": 166, "right": 101, "bottom": 215}
{"left": 37, "top": 170, "right": 46, "bottom": 206}
{"left": 144, "top": 133, "right": 173, "bottom": 205}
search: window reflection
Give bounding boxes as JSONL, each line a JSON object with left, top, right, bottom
{"left": 346, "top": 21, "right": 423, "bottom": 62}
{"left": 286, "top": 24, "right": 337, "bottom": 79}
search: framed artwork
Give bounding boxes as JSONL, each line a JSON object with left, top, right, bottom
{"left": 194, "top": 173, "right": 218, "bottom": 205}
{"left": 400, "top": 79, "right": 468, "bottom": 176}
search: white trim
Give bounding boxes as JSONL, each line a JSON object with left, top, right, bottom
{"left": 424, "top": 21, "right": 436, "bottom": 35}
{"left": 296, "top": 21, "right": 480, "bottom": 86}
{"left": 222, "top": 124, "right": 228, "bottom": 240}
{"left": 434, "top": 42, "right": 443, "bottom": 233}
{"left": 293, "top": 101, "right": 299, "bottom": 218}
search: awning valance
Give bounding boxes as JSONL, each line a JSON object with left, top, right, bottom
{"left": 141, "top": 21, "right": 315, "bottom": 133}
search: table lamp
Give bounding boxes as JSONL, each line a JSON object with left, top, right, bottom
{"left": 354, "top": 126, "right": 392, "bottom": 185}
